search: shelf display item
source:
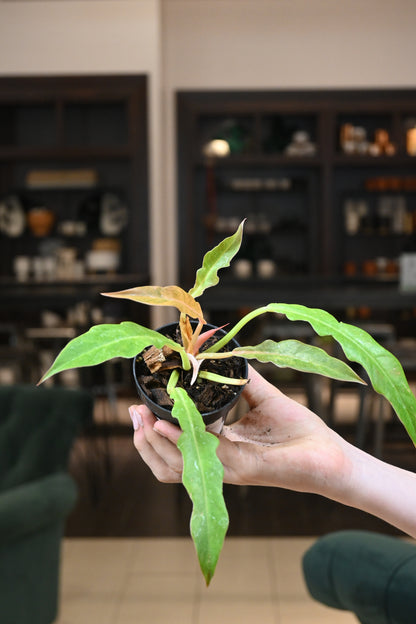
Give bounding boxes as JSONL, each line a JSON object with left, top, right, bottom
{"left": 233, "top": 259, "right": 253, "bottom": 279}
{"left": 27, "top": 207, "right": 55, "bottom": 237}
{"left": 406, "top": 127, "right": 416, "bottom": 156}
{"left": 99, "top": 192, "right": 128, "bottom": 236}
{"left": 25, "top": 168, "right": 98, "bottom": 189}
{"left": 203, "top": 139, "right": 230, "bottom": 159}
{"left": 285, "top": 130, "right": 316, "bottom": 156}
{"left": 86, "top": 238, "right": 121, "bottom": 275}
{"left": 13, "top": 255, "right": 31, "bottom": 282}
{"left": 257, "top": 259, "right": 276, "bottom": 279}
{"left": 201, "top": 118, "right": 252, "bottom": 157}
{"left": 340, "top": 124, "right": 369, "bottom": 154}
{"left": 400, "top": 253, "right": 416, "bottom": 291}
{"left": 368, "top": 128, "right": 396, "bottom": 156}
{"left": 0, "top": 195, "right": 26, "bottom": 238}
{"left": 340, "top": 124, "right": 395, "bottom": 156}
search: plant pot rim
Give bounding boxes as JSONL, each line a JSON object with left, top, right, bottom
{"left": 132, "top": 321, "right": 248, "bottom": 427}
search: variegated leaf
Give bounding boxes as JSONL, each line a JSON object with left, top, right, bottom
{"left": 102, "top": 285, "right": 205, "bottom": 321}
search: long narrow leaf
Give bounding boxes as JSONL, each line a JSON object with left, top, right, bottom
{"left": 102, "top": 285, "right": 205, "bottom": 321}
{"left": 265, "top": 303, "right": 416, "bottom": 444}
{"left": 189, "top": 220, "right": 245, "bottom": 298}
{"left": 231, "top": 339, "right": 364, "bottom": 383}
{"left": 170, "top": 387, "right": 229, "bottom": 585}
{"left": 39, "top": 322, "right": 187, "bottom": 383}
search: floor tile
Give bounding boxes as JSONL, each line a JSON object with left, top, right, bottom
{"left": 55, "top": 596, "right": 120, "bottom": 624}
{"left": 123, "top": 571, "right": 198, "bottom": 601}
{"left": 115, "top": 599, "right": 196, "bottom": 624}
{"left": 278, "top": 600, "right": 357, "bottom": 623}
{"left": 271, "top": 537, "right": 316, "bottom": 597}
{"left": 198, "top": 538, "right": 274, "bottom": 600}
{"left": 129, "top": 537, "right": 199, "bottom": 575}
{"left": 56, "top": 537, "right": 363, "bottom": 624}
{"left": 197, "top": 598, "right": 278, "bottom": 624}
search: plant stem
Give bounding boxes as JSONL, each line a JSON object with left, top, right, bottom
{"left": 179, "top": 350, "right": 192, "bottom": 371}
{"left": 204, "top": 306, "right": 271, "bottom": 353}
{"left": 198, "top": 370, "right": 247, "bottom": 386}
{"left": 167, "top": 368, "right": 180, "bottom": 395}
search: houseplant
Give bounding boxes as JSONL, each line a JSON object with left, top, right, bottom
{"left": 39, "top": 220, "right": 416, "bottom": 584}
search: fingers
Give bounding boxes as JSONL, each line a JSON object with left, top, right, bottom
{"left": 129, "top": 405, "right": 183, "bottom": 483}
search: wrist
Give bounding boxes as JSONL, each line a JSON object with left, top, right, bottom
{"left": 328, "top": 436, "right": 416, "bottom": 538}
{"left": 312, "top": 430, "right": 356, "bottom": 501}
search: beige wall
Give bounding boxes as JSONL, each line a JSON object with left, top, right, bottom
{"left": 163, "top": 0, "right": 416, "bottom": 90}
{"left": 1, "top": 0, "right": 416, "bottom": 325}
{"left": 0, "top": 1, "right": 159, "bottom": 76}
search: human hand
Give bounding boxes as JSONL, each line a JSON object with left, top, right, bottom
{"left": 129, "top": 365, "right": 352, "bottom": 498}
{"left": 130, "top": 366, "right": 416, "bottom": 539}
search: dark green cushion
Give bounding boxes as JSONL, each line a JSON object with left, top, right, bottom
{"left": 0, "top": 473, "right": 77, "bottom": 624}
{"left": 0, "top": 384, "right": 93, "bottom": 624}
{"left": 0, "top": 384, "right": 93, "bottom": 490}
{"left": 302, "top": 530, "right": 416, "bottom": 624}
{"left": 0, "top": 472, "right": 77, "bottom": 545}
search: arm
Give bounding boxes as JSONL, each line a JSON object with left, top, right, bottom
{"left": 129, "top": 365, "right": 416, "bottom": 539}
{"left": 335, "top": 442, "right": 416, "bottom": 539}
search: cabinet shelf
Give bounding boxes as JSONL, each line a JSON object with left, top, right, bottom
{"left": 0, "top": 272, "right": 148, "bottom": 289}
{"left": 0, "top": 145, "right": 132, "bottom": 162}
{"left": 333, "top": 155, "right": 416, "bottom": 167}
{"left": 345, "top": 233, "right": 410, "bottom": 239}
{"left": 196, "top": 155, "right": 322, "bottom": 167}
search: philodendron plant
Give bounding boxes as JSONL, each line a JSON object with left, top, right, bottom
{"left": 40, "top": 220, "right": 416, "bottom": 585}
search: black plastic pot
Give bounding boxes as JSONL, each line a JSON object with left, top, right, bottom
{"left": 132, "top": 322, "right": 248, "bottom": 433}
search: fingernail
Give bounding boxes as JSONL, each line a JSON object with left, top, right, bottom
{"left": 129, "top": 406, "right": 142, "bottom": 431}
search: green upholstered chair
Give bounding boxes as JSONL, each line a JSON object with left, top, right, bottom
{"left": 0, "top": 384, "right": 93, "bottom": 624}
{"left": 302, "top": 530, "right": 416, "bottom": 624}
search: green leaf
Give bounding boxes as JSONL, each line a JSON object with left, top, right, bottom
{"left": 102, "top": 285, "right": 205, "bottom": 321}
{"left": 39, "top": 322, "right": 187, "bottom": 384}
{"left": 231, "top": 339, "right": 364, "bottom": 384}
{"left": 189, "top": 220, "right": 245, "bottom": 298}
{"left": 170, "top": 387, "right": 229, "bottom": 585}
{"left": 265, "top": 303, "right": 416, "bottom": 445}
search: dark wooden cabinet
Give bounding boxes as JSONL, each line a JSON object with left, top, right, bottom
{"left": 0, "top": 75, "right": 149, "bottom": 305}
{"left": 177, "top": 90, "right": 416, "bottom": 314}
{"left": 0, "top": 73, "right": 151, "bottom": 345}
{"left": 0, "top": 76, "right": 150, "bottom": 385}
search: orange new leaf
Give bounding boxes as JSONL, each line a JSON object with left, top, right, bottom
{"left": 102, "top": 285, "right": 205, "bottom": 321}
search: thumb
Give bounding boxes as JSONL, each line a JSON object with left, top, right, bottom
{"left": 242, "top": 365, "right": 279, "bottom": 408}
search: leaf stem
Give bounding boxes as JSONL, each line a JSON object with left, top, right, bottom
{"left": 195, "top": 351, "right": 235, "bottom": 360}
{"left": 198, "top": 370, "right": 248, "bottom": 386}
{"left": 204, "top": 306, "right": 271, "bottom": 353}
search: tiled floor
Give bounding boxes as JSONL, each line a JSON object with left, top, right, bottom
{"left": 56, "top": 537, "right": 357, "bottom": 624}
